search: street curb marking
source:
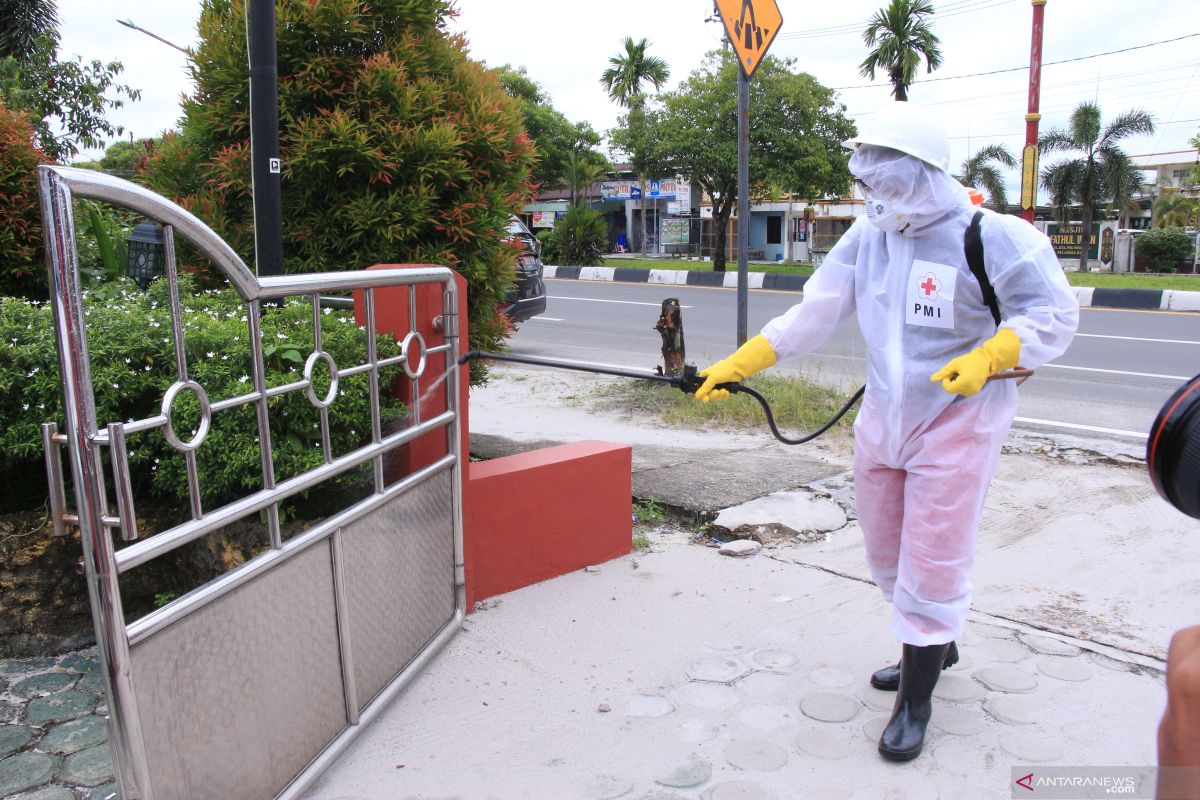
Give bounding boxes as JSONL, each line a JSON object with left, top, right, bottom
{"left": 545, "top": 266, "right": 1196, "bottom": 312}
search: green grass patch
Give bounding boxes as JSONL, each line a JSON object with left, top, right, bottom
{"left": 1065, "top": 272, "right": 1200, "bottom": 291}
{"left": 632, "top": 533, "right": 652, "bottom": 551}
{"left": 599, "top": 374, "right": 858, "bottom": 437}
{"left": 633, "top": 498, "right": 667, "bottom": 525}
{"left": 599, "top": 257, "right": 814, "bottom": 276}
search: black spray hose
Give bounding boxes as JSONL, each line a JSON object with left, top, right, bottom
{"left": 458, "top": 349, "right": 863, "bottom": 446}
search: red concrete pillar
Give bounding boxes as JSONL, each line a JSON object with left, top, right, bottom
{"left": 353, "top": 266, "right": 469, "bottom": 481}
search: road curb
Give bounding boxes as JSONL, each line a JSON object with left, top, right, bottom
{"left": 544, "top": 265, "right": 1198, "bottom": 313}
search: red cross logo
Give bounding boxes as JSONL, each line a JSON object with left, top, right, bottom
{"left": 917, "top": 273, "right": 941, "bottom": 301}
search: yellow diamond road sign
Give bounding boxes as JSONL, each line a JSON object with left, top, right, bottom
{"left": 716, "top": 0, "right": 783, "bottom": 78}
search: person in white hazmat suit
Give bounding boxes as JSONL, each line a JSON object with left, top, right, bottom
{"left": 695, "top": 103, "right": 1079, "bottom": 761}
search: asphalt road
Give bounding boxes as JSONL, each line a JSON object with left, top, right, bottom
{"left": 507, "top": 277, "right": 1200, "bottom": 445}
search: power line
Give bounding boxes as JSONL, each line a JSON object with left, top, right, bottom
{"left": 831, "top": 32, "right": 1200, "bottom": 90}
{"left": 777, "top": 0, "right": 1013, "bottom": 39}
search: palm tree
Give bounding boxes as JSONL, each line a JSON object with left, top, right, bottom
{"left": 0, "top": 0, "right": 58, "bottom": 62}
{"left": 1040, "top": 102, "right": 1155, "bottom": 272}
{"left": 954, "top": 144, "right": 1017, "bottom": 210}
{"left": 1153, "top": 193, "right": 1200, "bottom": 229}
{"left": 601, "top": 37, "right": 669, "bottom": 255}
{"left": 860, "top": 0, "right": 943, "bottom": 101}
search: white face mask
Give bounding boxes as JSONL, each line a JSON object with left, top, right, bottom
{"left": 864, "top": 195, "right": 910, "bottom": 233}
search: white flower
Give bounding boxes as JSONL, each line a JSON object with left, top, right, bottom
{"left": 22, "top": 403, "right": 29, "bottom": 411}
{"left": 239, "top": 375, "right": 249, "bottom": 383}
{"left": 206, "top": 352, "right": 215, "bottom": 358}
{"left": 112, "top": 383, "right": 119, "bottom": 389}
{"left": 276, "top": 333, "right": 287, "bottom": 340}
{"left": 144, "top": 365, "right": 152, "bottom": 371}
{"left": 221, "top": 355, "right": 228, "bottom": 361}
{"left": 124, "top": 358, "right": 131, "bottom": 364}
{"left": 322, "top": 307, "right": 332, "bottom": 315}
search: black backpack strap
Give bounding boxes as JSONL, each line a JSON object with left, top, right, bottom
{"left": 965, "top": 210, "right": 1001, "bottom": 327}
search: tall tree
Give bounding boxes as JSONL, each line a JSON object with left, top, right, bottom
{"left": 0, "top": 0, "right": 56, "bottom": 62}
{"left": 954, "top": 144, "right": 1016, "bottom": 210}
{"left": 860, "top": 0, "right": 943, "bottom": 101}
{"left": 143, "top": 0, "right": 534, "bottom": 367}
{"left": 496, "top": 66, "right": 605, "bottom": 191}
{"left": 616, "top": 51, "right": 854, "bottom": 272}
{"left": 600, "top": 37, "right": 669, "bottom": 255}
{"left": 0, "top": 4, "right": 138, "bottom": 162}
{"left": 1039, "top": 102, "right": 1155, "bottom": 271}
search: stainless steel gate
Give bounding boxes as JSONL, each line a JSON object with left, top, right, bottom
{"left": 37, "top": 165, "right": 465, "bottom": 799}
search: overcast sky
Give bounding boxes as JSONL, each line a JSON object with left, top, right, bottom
{"left": 59, "top": 0, "right": 1199, "bottom": 202}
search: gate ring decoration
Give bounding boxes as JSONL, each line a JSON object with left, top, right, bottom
{"left": 160, "top": 379, "right": 212, "bottom": 452}
{"left": 303, "top": 350, "right": 340, "bottom": 409}
{"left": 399, "top": 330, "right": 428, "bottom": 379}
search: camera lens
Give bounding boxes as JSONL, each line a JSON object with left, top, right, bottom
{"left": 1147, "top": 374, "right": 1200, "bottom": 519}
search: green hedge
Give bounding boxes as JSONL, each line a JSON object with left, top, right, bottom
{"left": 0, "top": 276, "right": 406, "bottom": 514}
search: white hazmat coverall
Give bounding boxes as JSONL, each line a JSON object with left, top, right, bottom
{"left": 760, "top": 148, "right": 1078, "bottom": 645}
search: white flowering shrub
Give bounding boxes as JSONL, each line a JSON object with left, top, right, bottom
{"left": 0, "top": 276, "right": 407, "bottom": 514}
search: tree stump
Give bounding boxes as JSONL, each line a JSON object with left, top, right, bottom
{"left": 654, "top": 298, "right": 685, "bottom": 377}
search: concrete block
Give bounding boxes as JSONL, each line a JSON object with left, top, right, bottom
{"left": 465, "top": 440, "right": 632, "bottom": 606}
{"left": 578, "top": 267, "right": 615, "bottom": 282}
{"left": 649, "top": 269, "right": 687, "bottom": 285}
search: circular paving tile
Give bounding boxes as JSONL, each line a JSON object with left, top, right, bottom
{"left": 968, "top": 622, "right": 1015, "bottom": 640}
{"left": 859, "top": 686, "right": 895, "bottom": 712}
{"left": 794, "top": 728, "right": 855, "bottom": 760}
{"left": 932, "top": 741, "right": 983, "bottom": 777}
{"left": 737, "top": 671, "right": 793, "bottom": 702}
{"left": 999, "top": 733, "right": 1063, "bottom": 763}
{"left": 930, "top": 705, "right": 986, "bottom": 736}
{"left": 700, "top": 782, "right": 779, "bottom": 800}
{"left": 676, "top": 719, "right": 721, "bottom": 744}
{"left": 984, "top": 696, "right": 1040, "bottom": 725}
{"left": 654, "top": 756, "right": 712, "bottom": 789}
{"left": 736, "top": 704, "right": 794, "bottom": 731}
{"left": 862, "top": 715, "right": 888, "bottom": 741}
{"left": 931, "top": 674, "right": 985, "bottom": 703}
{"left": 724, "top": 737, "right": 788, "bottom": 772}
{"left": 672, "top": 683, "right": 740, "bottom": 711}
{"left": 974, "top": 666, "right": 1038, "bottom": 693}
{"left": 687, "top": 657, "right": 747, "bottom": 684}
{"left": 627, "top": 695, "right": 674, "bottom": 718}
{"left": 1037, "top": 657, "right": 1092, "bottom": 683}
{"left": 970, "top": 639, "right": 1030, "bottom": 664}
{"left": 808, "top": 666, "right": 854, "bottom": 689}
{"left": 1086, "top": 651, "right": 1138, "bottom": 673}
{"left": 1019, "top": 633, "right": 1082, "bottom": 657}
{"left": 751, "top": 650, "right": 800, "bottom": 673}
{"left": 583, "top": 774, "right": 635, "bottom": 799}
{"left": 799, "top": 692, "right": 860, "bottom": 723}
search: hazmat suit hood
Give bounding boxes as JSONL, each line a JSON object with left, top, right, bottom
{"left": 849, "top": 145, "right": 967, "bottom": 235}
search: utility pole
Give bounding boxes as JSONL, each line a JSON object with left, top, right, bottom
{"left": 246, "top": 0, "right": 283, "bottom": 277}
{"left": 1020, "top": 0, "right": 1047, "bottom": 224}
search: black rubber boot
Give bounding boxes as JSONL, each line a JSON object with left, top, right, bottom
{"left": 870, "top": 640, "right": 959, "bottom": 691}
{"left": 878, "top": 642, "right": 952, "bottom": 761}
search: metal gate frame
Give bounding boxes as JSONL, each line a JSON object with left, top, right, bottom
{"left": 37, "top": 165, "right": 466, "bottom": 798}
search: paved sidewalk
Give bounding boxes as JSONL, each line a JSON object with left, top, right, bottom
{"left": 302, "top": 365, "right": 1181, "bottom": 800}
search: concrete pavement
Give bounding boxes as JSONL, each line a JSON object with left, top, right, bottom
{"left": 302, "top": 365, "right": 1188, "bottom": 800}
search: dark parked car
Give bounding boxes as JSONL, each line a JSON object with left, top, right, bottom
{"left": 501, "top": 215, "right": 546, "bottom": 323}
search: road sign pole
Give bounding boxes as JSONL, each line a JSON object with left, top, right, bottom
{"left": 715, "top": 0, "right": 782, "bottom": 346}
{"left": 737, "top": 64, "right": 750, "bottom": 347}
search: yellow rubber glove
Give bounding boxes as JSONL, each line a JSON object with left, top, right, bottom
{"left": 930, "top": 327, "right": 1022, "bottom": 397}
{"left": 695, "top": 335, "right": 778, "bottom": 403}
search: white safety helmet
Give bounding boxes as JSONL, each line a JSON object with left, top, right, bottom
{"left": 843, "top": 102, "right": 951, "bottom": 173}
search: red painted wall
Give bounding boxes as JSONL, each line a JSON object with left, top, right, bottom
{"left": 465, "top": 441, "right": 632, "bottom": 607}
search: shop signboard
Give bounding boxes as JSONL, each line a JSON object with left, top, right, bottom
{"left": 531, "top": 211, "right": 556, "bottom": 228}
{"left": 660, "top": 218, "right": 690, "bottom": 246}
